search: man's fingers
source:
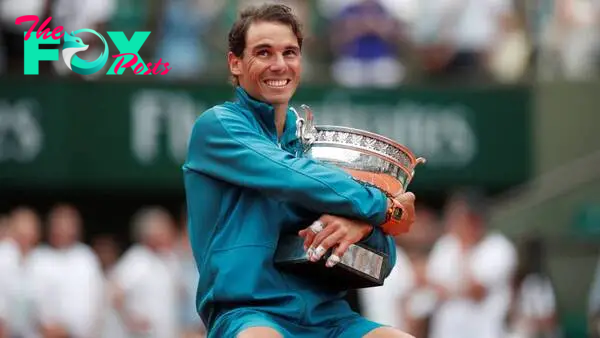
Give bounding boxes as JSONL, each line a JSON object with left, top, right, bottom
{"left": 309, "top": 229, "right": 345, "bottom": 262}
{"left": 397, "top": 191, "right": 415, "bottom": 202}
{"left": 326, "top": 241, "right": 351, "bottom": 267}
{"left": 318, "top": 214, "right": 334, "bottom": 223}
{"left": 300, "top": 229, "right": 316, "bottom": 251}
{"left": 395, "top": 191, "right": 417, "bottom": 224}
{"left": 300, "top": 219, "right": 326, "bottom": 250}
{"left": 307, "top": 225, "right": 337, "bottom": 260}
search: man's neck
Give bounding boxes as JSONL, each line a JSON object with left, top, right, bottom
{"left": 273, "top": 103, "right": 288, "bottom": 138}
{"left": 19, "top": 245, "right": 32, "bottom": 259}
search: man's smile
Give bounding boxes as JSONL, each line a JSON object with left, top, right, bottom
{"left": 263, "top": 79, "right": 291, "bottom": 88}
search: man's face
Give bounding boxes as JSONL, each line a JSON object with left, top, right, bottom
{"left": 143, "top": 217, "right": 175, "bottom": 252}
{"left": 0, "top": 216, "right": 8, "bottom": 240}
{"left": 445, "top": 201, "right": 483, "bottom": 245}
{"left": 11, "top": 210, "right": 40, "bottom": 251}
{"left": 49, "top": 209, "right": 80, "bottom": 248}
{"left": 228, "top": 21, "right": 302, "bottom": 105}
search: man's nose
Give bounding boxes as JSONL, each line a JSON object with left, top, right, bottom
{"left": 270, "top": 54, "right": 286, "bottom": 72}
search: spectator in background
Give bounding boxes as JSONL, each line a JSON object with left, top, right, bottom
{"left": 426, "top": 189, "right": 518, "bottom": 338}
{"left": 358, "top": 204, "right": 440, "bottom": 332}
{"left": 0, "top": 207, "right": 43, "bottom": 338}
{"left": 549, "top": 0, "right": 600, "bottom": 80}
{"left": 177, "top": 223, "right": 206, "bottom": 338}
{"left": 506, "top": 236, "right": 561, "bottom": 338}
{"left": 412, "top": 0, "right": 519, "bottom": 84}
{"left": 588, "top": 254, "right": 600, "bottom": 338}
{"left": 35, "top": 204, "right": 105, "bottom": 338}
{"left": 395, "top": 204, "right": 442, "bottom": 256}
{"left": 176, "top": 205, "right": 205, "bottom": 338}
{"left": 154, "top": 0, "right": 224, "bottom": 80}
{"left": 397, "top": 205, "right": 442, "bottom": 338}
{"left": 107, "top": 206, "right": 180, "bottom": 338}
{"left": 92, "top": 234, "right": 121, "bottom": 275}
{"left": 329, "top": 0, "right": 406, "bottom": 87}
{"left": 50, "top": 0, "right": 116, "bottom": 79}
{"left": 358, "top": 236, "right": 415, "bottom": 331}
{"left": 0, "top": 215, "right": 8, "bottom": 241}
{"left": 0, "top": 0, "right": 51, "bottom": 75}
{"left": 401, "top": 253, "right": 437, "bottom": 338}
{"left": 91, "top": 234, "right": 124, "bottom": 338}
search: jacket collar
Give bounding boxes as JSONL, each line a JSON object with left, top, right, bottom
{"left": 234, "top": 86, "right": 298, "bottom": 146}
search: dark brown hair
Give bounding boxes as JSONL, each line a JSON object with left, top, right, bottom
{"left": 228, "top": 3, "right": 304, "bottom": 84}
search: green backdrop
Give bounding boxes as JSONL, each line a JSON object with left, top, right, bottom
{"left": 0, "top": 81, "right": 532, "bottom": 191}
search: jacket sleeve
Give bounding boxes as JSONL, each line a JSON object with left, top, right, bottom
{"left": 183, "top": 107, "right": 388, "bottom": 226}
{"left": 359, "top": 227, "right": 396, "bottom": 278}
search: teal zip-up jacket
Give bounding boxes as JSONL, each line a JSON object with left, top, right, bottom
{"left": 182, "top": 87, "right": 397, "bottom": 334}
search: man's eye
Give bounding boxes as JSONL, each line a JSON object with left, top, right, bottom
{"left": 284, "top": 50, "right": 298, "bottom": 57}
{"left": 257, "top": 50, "right": 269, "bottom": 57}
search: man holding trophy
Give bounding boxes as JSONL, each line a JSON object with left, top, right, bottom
{"left": 183, "top": 4, "right": 423, "bottom": 338}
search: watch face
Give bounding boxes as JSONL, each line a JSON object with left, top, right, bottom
{"left": 392, "top": 207, "right": 403, "bottom": 220}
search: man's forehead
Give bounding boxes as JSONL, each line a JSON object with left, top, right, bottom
{"left": 246, "top": 21, "right": 299, "bottom": 48}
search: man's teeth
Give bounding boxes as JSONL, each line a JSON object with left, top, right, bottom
{"left": 265, "top": 80, "right": 288, "bottom": 87}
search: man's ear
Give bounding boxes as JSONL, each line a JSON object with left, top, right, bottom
{"left": 228, "top": 52, "right": 242, "bottom": 77}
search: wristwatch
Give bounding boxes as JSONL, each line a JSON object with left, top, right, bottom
{"left": 385, "top": 198, "right": 404, "bottom": 222}
{"left": 382, "top": 198, "right": 408, "bottom": 236}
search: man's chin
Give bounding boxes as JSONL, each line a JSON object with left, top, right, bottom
{"left": 263, "top": 92, "right": 293, "bottom": 106}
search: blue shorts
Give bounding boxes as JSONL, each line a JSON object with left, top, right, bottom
{"left": 211, "top": 309, "right": 384, "bottom": 338}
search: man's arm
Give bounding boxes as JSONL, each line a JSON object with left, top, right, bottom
{"left": 0, "top": 288, "right": 7, "bottom": 338}
{"left": 108, "top": 249, "right": 152, "bottom": 334}
{"left": 459, "top": 237, "right": 517, "bottom": 302}
{"left": 298, "top": 213, "right": 401, "bottom": 278}
{"left": 184, "top": 107, "right": 388, "bottom": 225}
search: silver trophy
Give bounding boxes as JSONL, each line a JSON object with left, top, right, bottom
{"left": 274, "top": 105, "right": 426, "bottom": 290}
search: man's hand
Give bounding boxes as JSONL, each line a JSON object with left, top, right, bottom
{"left": 124, "top": 315, "right": 152, "bottom": 335}
{"left": 382, "top": 192, "right": 416, "bottom": 236}
{"left": 40, "top": 324, "right": 69, "bottom": 338}
{"left": 0, "top": 321, "right": 8, "bottom": 338}
{"left": 298, "top": 215, "right": 372, "bottom": 267}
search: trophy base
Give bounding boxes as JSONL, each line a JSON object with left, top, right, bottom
{"left": 274, "top": 235, "right": 389, "bottom": 290}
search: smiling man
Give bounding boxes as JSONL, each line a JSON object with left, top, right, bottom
{"left": 183, "top": 4, "right": 416, "bottom": 338}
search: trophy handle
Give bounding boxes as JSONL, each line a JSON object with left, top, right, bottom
{"left": 404, "top": 157, "right": 426, "bottom": 193}
{"left": 300, "top": 104, "right": 314, "bottom": 126}
{"left": 291, "top": 104, "right": 317, "bottom": 148}
{"left": 300, "top": 104, "right": 316, "bottom": 144}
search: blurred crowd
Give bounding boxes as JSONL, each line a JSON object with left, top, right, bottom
{"left": 3, "top": 189, "right": 600, "bottom": 338}
{"left": 0, "top": 204, "right": 206, "bottom": 338}
{"left": 358, "top": 189, "right": 567, "bottom": 338}
{"left": 0, "top": 0, "right": 599, "bottom": 84}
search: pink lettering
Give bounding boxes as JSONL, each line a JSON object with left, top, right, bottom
{"left": 35, "top": 17, "right": 52, "bottom": 39}
{"left": 143, "top": 63, "right": 153, "bottom": 75}
{"left": 112, "top": 53, "right": 172, "bottom": 75}
{"left": 15, "top": 15, "right": 39, "bottom": 41}
{"left": 112, "top": 53, "right": 139, "bottom": 74}
{"left": 160, "top": 64, "right": 172, "bottom": 75}
{"left": 36, "top": 18, "right": 52, "bottom": 39}
{"left": 43, "top": 28, "right": 54, "bottom": 40}
{"left": 15, "top": 15, "right": 64, "bottom": 40}
{"left": 151, "top": 58, "right": 167, "bottom": 75}
{"left": 51, "top": 26, "right": 64, "bottom": 40}
{"left": 133, "top": 62, "right": 145, "bottom": 75}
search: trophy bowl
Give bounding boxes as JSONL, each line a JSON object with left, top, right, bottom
{"left": 274, "top": 105, "right": 426, "bottom": 290}
{"left": 303, "top": 125, "right": 426, "bottom": 198}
